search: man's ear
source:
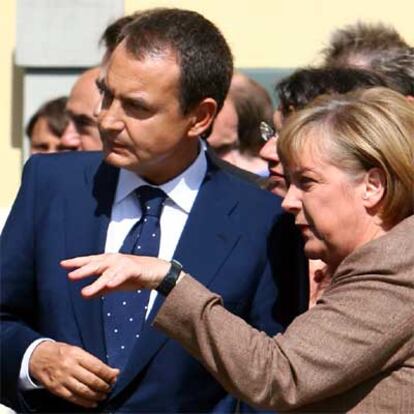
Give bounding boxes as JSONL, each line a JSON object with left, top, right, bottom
{"left": 361, "top": 167, "right": 386, "bottom": 209}
{"left": 187, "top": 98, "right": 218, "bottom": 138}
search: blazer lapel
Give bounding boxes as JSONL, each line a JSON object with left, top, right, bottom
{"left": 111, "top": 160, "right": 241, "bottom": 398}
{"left": 65, "top": 160, "right": 119, "bottom": 361}
{"left": 173, "top": 163, "right": 242, "bottom": 287}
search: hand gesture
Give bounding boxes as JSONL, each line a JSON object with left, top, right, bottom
{"left": 61, "top": 253, "right": 171, "bottom": 298}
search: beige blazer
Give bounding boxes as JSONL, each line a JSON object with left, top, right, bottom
{"left": 155, "top": 215, "right": 414, "bottom": 413}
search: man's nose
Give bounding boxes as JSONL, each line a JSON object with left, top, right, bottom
{"left": 281, "top": 184, "right": 301, "bottom": 214}
{"left": 259, "top": 136, "right": 279, "bottom": 163}
{"left": 98, "top": 102, "right": 124, "bottom": 133}
{"left": 61, "top": 121, "right": 81, "bottom": 151}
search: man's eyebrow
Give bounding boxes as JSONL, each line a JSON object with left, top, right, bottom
{"left": 122, "top": 95, "right": 150, "bottom": 107}
{"left": 94, "top": 79, "right": 152, "bottom": 110}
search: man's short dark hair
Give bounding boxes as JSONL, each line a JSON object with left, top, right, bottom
{"left": 119, "top": 8, "right": 233, "bottom": 114}
{"left": 26, "top": 96, "right": 69, "bottom": 139}
{"left": 322, "top": 21, "right": 409, "bottom": 68}
{"left": 100, "top": 15, "right": 135, "bottom": 56}
{"left": 276, "top": 67, "right": 388, "bottom": 116}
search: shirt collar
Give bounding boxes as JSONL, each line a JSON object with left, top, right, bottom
{"left": 114, "top": 147, "right": 207, "bottom": 214}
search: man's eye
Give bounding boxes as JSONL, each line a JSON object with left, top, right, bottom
{"left": 101, "top": 91, "right": 113, "bottom": 109}
{"left": 95, "top": 79, "right": 105, "bottom": 94}
{"left": 123, "top": 100, "right": 152, "bottom": 119}
{"left": 124, "top": 100, "right": 147, "bottom": 112}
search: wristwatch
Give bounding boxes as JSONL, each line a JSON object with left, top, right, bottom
{"left": 156, "top": 259, "right": 183, "bottom": 296}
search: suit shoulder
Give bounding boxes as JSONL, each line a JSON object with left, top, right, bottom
{"left": 27, "top": 151, "right": 104, "bottom": 171}
{"left": 23, "top": 151, "right": 106, "bottom": 190}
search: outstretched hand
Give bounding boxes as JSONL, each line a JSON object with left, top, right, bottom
{"left": 61, "top": 254, "right": 170, "bottom": 298}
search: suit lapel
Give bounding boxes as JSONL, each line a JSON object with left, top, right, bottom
{"left": 111, "top": 160, "right": 241, "bottom": 398}
{"left": 65, "top": 159, "right": 119, "bottom": 361}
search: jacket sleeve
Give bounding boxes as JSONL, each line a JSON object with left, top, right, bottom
{"left": 213, "top": 211, "right": 296, "bottom": 413}
{"left": 0, "top": 156, "right": 43, "bottom": 408}
{"left": 154, "top": 263, "right": 414, "bottom": 411}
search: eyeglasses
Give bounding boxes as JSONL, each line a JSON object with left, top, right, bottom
{"left": 260, "top": 121, "right": 277, "bottom": 142}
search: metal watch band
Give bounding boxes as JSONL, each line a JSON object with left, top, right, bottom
{"left": 156, "top": 259, "right": 183, "bottom": 296}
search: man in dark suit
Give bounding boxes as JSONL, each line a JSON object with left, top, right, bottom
{"left": 0, "top": 9, "right": 306, "bottom": 412}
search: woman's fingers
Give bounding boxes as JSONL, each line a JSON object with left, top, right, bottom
{"left": 63, "top": 254, "right": 170, "bottom": 294}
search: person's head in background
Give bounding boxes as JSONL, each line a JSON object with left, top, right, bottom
{"left": 260, "top": 67, "right": 388, "bottom": 197}
{"left": 207, "top": 72, "right": 272, "bottom": 175}
{"left": 60, "top": 67, "right": 103, "bottom": 151}
{"left": 58, "top": 16, "right": 137, "bottom": 153}
{"left": 26, "top": 96, "right": 70, "bottom": 154}
{"left": 321, "top": 21, "right": 414, "bottom": 99}
{"left": 321, "top": 21, "right": 409, "bottom": 69}
{"left": 278, "top": 87, "right": 414, "bottom": 270}
{"left": 370, "top": 47, "right": 414, "bottom": 99}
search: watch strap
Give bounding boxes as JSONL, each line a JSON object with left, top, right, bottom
{"left": 156, "top": 259, "right": 183, "bottom": 296}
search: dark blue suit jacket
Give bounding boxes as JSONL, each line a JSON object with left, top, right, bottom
{"left": 0, "top": 152, "right": 307, "bottom": 412}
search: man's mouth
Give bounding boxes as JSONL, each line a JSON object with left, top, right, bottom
{"left": 270, "top": 171, "right": 285, "bottom": 179}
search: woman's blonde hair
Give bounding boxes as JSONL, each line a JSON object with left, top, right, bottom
{"left": 278, "top": 87, "right": 414, "bottom": 226}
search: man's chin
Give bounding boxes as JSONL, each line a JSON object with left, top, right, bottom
{"left": 266, "top": 177, "right": 287, "bottom": 198}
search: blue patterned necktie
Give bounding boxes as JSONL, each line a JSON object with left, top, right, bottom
{"left": 103, "top": 185, "right": 167, "bottom": 369}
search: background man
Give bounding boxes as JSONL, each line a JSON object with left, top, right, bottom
{"left": 26, "top": 96, "right": 69, "bottom": 154}
{"left": 208, "top": 72, "right": 272, "bottom": 176}
{"left": 1, "top": 8, "right": 306, "bottom": 413}
{"left": 321, "top": 21, "right": 414, "bottom": 99}
{"left": 321, "top": 21, "right": 409, "bottom": 68}
{"left": 60, "top": 67, "right": 103, "bottom": 151}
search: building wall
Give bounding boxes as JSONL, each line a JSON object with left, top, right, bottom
{"left": 0, "top": 1, "right": 20, "bottom": 227}
{"left": 1, "top": 0, "right": 413, "bottom": 224}
{"left": 125, "top": 0, "right": 414, "bottom": 67}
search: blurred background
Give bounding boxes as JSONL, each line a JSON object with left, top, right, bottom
{"left": 1, "top": 0, "right": 413, "bottom": 229}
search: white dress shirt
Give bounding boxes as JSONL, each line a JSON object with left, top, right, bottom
{"left": 19, "top": 149, "right": 207, "bottom": 389}
{"left": 105, "top": 149, "right": 207, "bottom": 317}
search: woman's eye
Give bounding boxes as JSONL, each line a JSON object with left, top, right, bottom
{"left": 299, "top": 176, "right": 315, "bottom": 189}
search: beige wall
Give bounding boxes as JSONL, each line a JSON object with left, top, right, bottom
{"left": 125, "top": 0, "right": 414, "bottom": 66}
{"left": 1, "top": 0, "right": 413, "bottom": 216}
{"left": 0, "top": 1, "right": 20, "bottom": 223}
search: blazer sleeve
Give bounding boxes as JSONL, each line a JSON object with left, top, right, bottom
{"left": 0, "top": 157, "right": 43, "bottom": 406}
{"left": 154, "top": 263, "right": 414, "bottom": 411}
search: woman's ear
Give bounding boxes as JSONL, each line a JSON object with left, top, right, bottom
{"left": 187, "top": 98, "right": 218, "bottom": 138}
{"left": 361, "top": 168, "right": 386, "bottom": 209}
